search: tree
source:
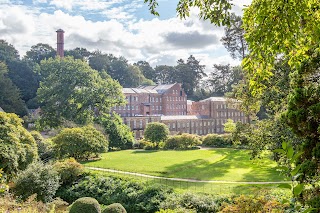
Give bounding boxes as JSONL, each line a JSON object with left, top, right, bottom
{"left": 144, "top": 0, "right": 233, "bottom": 26}
{"left": 0, "top": 112, "right": 38, "bottom": 178}
{"left": 13, "top": 161, "right": 60, "bottom": 203}
{"left": 0, "top": 40, "right": 19, "bottom": 62}
{"left": 154, "top": 65, "right": 175, "bottom": 84}
{"left": 52, "top": 125, "right": 108, "bottom": 160}
{"left": 37, "top": 56, "right": 125, "bottom": 127}
{"left": 24, "top": 43, "right": 56, "bottom": 64}
{"left": 221, "top": 13, "right": 248, "bottom": 60}
{"left": 98, "top": 113, "right": 134, "bottom": 150}
{"left": 134, "top": 61, "right": 156, "bottom": 82}
{"left": 65, "top": 47, "right": 92, "bottom": 61}
{"left": 0, "top": 62, "right": 28, "bottom": 116}
{"left": 6, "top": 60, "right": 40, "bottom": 108}
{"left": 144, "top": 122, "right": 169, "bottom": 143}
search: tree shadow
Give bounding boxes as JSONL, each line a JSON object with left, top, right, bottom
{"left": 161, "top": 149, "right": 285, "bottom": 182}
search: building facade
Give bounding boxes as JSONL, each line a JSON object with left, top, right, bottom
{"left": 112, "top": 84, "right": 248, "bottom": 138}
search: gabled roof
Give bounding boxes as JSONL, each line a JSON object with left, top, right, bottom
{"left": 122, "top": 88, "right": 158, "bottom": 94}
{"left": 139, "top": 83, "right": 177, "bottom": 94}
{"left": 200, "top": 97, "right": 241, "bottom": 103}
{"left": 0, "top": 107, "right": 4, "bottom": 112}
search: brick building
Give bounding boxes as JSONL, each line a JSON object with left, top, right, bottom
{"left": 112, "top": 83, "right": 187, "bottom": 117}
{"left": 112, "top": 84, "right": 248, "bottom": 138}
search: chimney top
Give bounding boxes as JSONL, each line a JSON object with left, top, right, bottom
{"left": 56, "top": 29, "right": 64, "bottom": 33}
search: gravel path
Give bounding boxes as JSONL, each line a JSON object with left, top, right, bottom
{"left": 86, "top": 167, "right": 290, "bottom": 185}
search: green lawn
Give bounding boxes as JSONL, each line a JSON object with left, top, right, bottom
{"left": 83, "top": 148, "right": 287, "bottom": 182}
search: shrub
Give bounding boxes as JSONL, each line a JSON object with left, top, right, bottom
{"left": 202, "top": 134, "right": 232, "bottom": 148}
{"left": 52, "top": 125, "right": 108, "bottom": 160}
{"left": 57, "top": 175, "right": 173, "bottom": 213}
{"left": 13, "top": 161, "right": 60, "bottom": 203}
{"left": 30, "top": 130, "right": 54, "bottom": 161}
{"left": 164, "top": 134, "right": 201, "bottom": 150}
{"left": 160, "top": 192, "right": 221, "bottom": 213}
{"left": 219, "top": 195, "right": 288, "bottom": 213}
{"left": 0, "top": 112, "right": 38, "bottom": 178}
{"left": 144, "top": 122, "right": 169, "bottom": 143}
{"left": 69, "top": 197, "right": 101, "bottom": 213}
{"left": 53, "top": 158, "right": 84, "bottom": 185}
{"left": 103, "top": 203, "right": 127, "bottom": 213}
{"left": 98, "top": 113, "right": 134, "bottom": 150}
{"left": 0, "top": 169, "right": 8, "bottom": 195}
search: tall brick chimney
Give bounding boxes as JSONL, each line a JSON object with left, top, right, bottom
{"left": 56, "top": 29, "right": 64, "bottom": 57}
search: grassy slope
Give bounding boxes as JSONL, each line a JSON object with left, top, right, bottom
{"left": 83, "top": 149, "right": 286, "bottom": 182}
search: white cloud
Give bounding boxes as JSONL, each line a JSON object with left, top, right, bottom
{"left": 0, "top": 2, "right": 240, "bottom": 70}
{"left": 49, "top": 0, "right": 75, "bottom": 11}
{"left": 33, "top": 0, "right": 47, "bottom": 4}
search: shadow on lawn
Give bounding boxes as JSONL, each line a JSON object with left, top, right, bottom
{"left": 161, "top": 149, "right": 283, "bottom": 182}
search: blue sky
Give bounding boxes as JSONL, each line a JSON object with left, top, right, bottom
{"left": 0, "top": 0, "right": 250, "bottom": 73}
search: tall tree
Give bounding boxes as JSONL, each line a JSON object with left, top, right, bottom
{"left": 65, "top": 47, "right": 92, "bottom": 61}
{"left": 154, "top": 65, "right": 175, "bottom": 84}
{"left": 221, "top": 13, "right": 248, "bottom": 60}
{"left": 134, "top": 61, "right": 156, "bottom": 82}
{"left": 24, "top": 43, "right": 56, "bottom": 64}
{"left": 0, "top": 62, "right": 27, "bottom": 116}
{"left": 37, "top": 56, "right": 125, "bottom": 128}
{"left": 0, "top": 40, "right": 19, "bottom": 62}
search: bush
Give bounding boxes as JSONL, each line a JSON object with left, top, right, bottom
{"left": 0, "top": 112, "right": 38, "bottom": 178}
{"left": 69, "top": 197, "right": 101, "bottom": 213}
{"left": 219, "top": 195, "right": 288, "bottom": 213}
{"left": 53, "top": 158, "right": 84, "bottom": 185}
{"left": 103, "top": 203, "right": 127, "bottom": 213}
{"left": 98, "top": 113, "right": 134, "bottom": 150}
{"left": 57, "top": 175, "right": 173, "bottom": 213}
{"left": 164, "top": 134, "right": 201, "bottom": 150}
{"left": 202, "top": 134, "right": 232, "bottom": 148}
{"left": 144, "top": 122, "right": 169, "bottom": 143}
{"left": 53, "top": 125, "right": 108, "bottom": 160}
{"left": 30, "top": 131, "right": 54, "bottom": 161}
{"left": 13, "top": 161, "right": 60, "bottom": 203}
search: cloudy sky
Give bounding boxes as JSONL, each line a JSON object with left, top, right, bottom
{"left": 0, "top": 0, "right": 251, "bottom": 73}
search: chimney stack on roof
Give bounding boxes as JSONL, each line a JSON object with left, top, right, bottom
{"left": 56, "top": 29, "right": 64, "bottom": 57}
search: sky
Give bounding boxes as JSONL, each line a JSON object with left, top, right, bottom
{"left": 0, "top": 0, "right": 251, "bottom": 73}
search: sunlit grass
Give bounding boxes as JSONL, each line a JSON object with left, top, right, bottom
{"left": 83, "top": 149, "right": 287, "bottom": 182}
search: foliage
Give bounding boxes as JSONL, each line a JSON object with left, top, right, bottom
{"left": 134, "top": 61, "right": 156, "bottom": 82}
{"left": 97, "top": 113, "right": 134, "bottom": 150}
{"left": 223, "top": 119, "right": 236, "bottom": 133}
{"left": 221, "top": 13, "right": 248, "bottom": 60}
{"left": 144, "top": 0, "right": 233, "bottom": 26}
{"left": 159, "top": 192, "right": 223, "bottom": 213}
{"left": 0, "top": 62, "right": 28, "bottom": 116}
{"left": 37, "top": 56, "right": 125, "bottom": 128}
{"left": 0, "top": 194, "right": 64, "bottom": 213}
{"left": 219, "top": 195, "right": 288, "bottom": 213}
{"left": 30, "top": 130, "right": 53, "bottom": 161}
{"left": 89, "top": 53, "right": 152, "bottom": 87}
{"left": 164, "top": 134, "right": 201, "bottom": 150}
{"left": 24, "top": 43, "right": 56, "bottom": 64}
{"left": 0, "top": 169, "right": 8, "bottom": 194}
{"left": 57, "top": 174, "right": 173, "bottom": 213}
{"left": 144, "top": 122, "right": 169, "bottom": 144}
{"left": 103, "top": 203, "right": 127, "bottom": 213}
{"left": 6, "top": 59, "right": 40, "bottom": 107}
{"left": 202, "top": 134, "right": 232, "bottom": 148}
{"left": 0, "top": 112, "right": 38, "bottom": 178}
{"left": 69, "top": 197, "right": 101, "bottom": 213}
{"left": 53, "top": 158, "right": 85, "bottom": 185}
{"left": 13, "top": 161, "right": 60, "bottom": 203}
{"left": 52, "top": 125, "right": 108, "bottom": 160}
{"left": 65, "top": 47, "right": 92, "bottom": 61}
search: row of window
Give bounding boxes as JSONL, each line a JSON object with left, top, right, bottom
{"left": 217, "top": 111, "right": 244, "bottom": 117}
{"left": 166, "top": 96, "right": 186, "bottom": 102}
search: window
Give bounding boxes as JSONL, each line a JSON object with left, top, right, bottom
{"left": 133, "top": 120, "right": 136, "bottom": 128}
{"left": 187, "top": 122, "right": 189, "bottom": 127}
{"left": 204, "top": 122, "right": 206, "bottom": 126}
{"left": 139, "top": 120, "right": 142, "bottom": 128}
{"left": 156, "top": 106, "right": 158, "bottom": 110}
{"left": 156, "top": 98, "right": 158, "bottom": 102}
{"left": 173, "top": 123, "right": 175, "bottom": 128}
{"left": 160, "top": 106, "right": 162, "bottom": 110}
{"left": 177, "top": 123, "right": 180, "bottom": 128}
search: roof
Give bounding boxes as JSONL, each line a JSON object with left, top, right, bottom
{"left": 0, "top": 107, "right": 3, "bottom": 112}
{"left": 139, "top": 83, "right": 177, "bottom": 94}
{"left": 161, "top": 115, "right": 207, "bottom": 121}
{"left": 200, "top": 97, "right": 241, "bottom": 103}
{"left": 122, "top": 88, "right": 158, "bottom": 94}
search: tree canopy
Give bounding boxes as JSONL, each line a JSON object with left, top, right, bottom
{"left": 37, "top": 56, "right": 125, "bottom": 127}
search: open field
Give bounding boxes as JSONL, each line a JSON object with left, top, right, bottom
{"left": 83, "top": 148, "right": 287, "bottom": 182}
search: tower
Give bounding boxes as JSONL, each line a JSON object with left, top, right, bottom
{"left": 56, "top": 29, "right": 64, "bottom": 57}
